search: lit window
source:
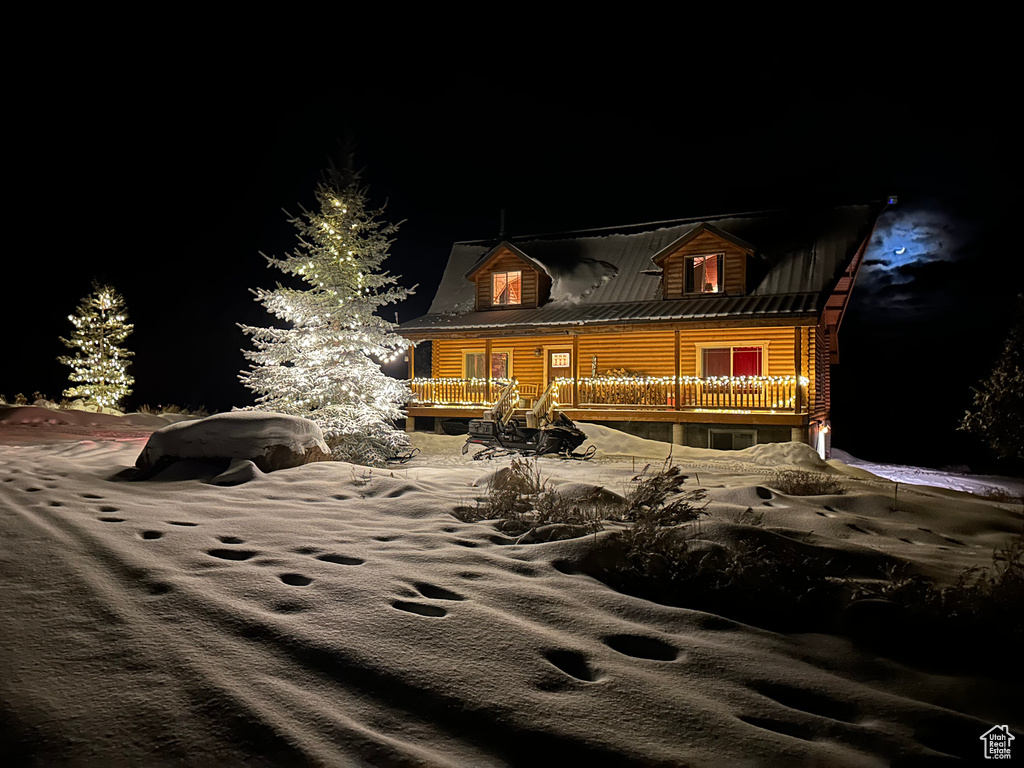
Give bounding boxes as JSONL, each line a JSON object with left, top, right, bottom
{"left": 492, "top": 271, "right": 522, "bottom": 305}
{"left": 701, "top": 346, "right": 762, "bottom": 377}
{"left": 685, "top": 254, "right": 723, "bottom": 294}
{"left": 466, "top": 351, "right": 509, "bottom": 379}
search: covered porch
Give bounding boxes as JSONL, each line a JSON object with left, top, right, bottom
{"left": 407, "top": 374, "right": 809, "bottom": 416}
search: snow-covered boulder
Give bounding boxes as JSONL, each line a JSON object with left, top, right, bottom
{"left": 135, "top": 412, "right": 331, "bottom": 475}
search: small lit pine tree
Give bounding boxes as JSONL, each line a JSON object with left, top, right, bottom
{"left": 960, "top": 297, "right": 1024, "bottom": 463}
{"left": 59, "top": 281, "right": 135, "bottom": 410}
{"left": 239, "top": 159, "right": 414, "bottom": 467}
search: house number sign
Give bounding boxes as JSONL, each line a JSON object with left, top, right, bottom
{"left": 550, "top": 353, "right": 570, "bottom": 368}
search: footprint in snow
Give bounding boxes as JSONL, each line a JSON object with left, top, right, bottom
{"left": 542, "top": 649, "right": 600, "bottom": 683}
{"left": 140, "top": 530, "right": 163, "bottom": 540}
{"left": 82, "top": 493, "right": 103, "bottom": 499}
{"left": 207, "top": 548, "right": 257, "bottom": 561}
{"left": 392, "top": 600, "right": 446, "bottom": 617}
{"left": 603, "top": 634, "right": 679, "bottom": 661}
{"left": 279, "top": 573, "right": 312, "bottom": 586}
{"left": 218, "top": 536, "right": 245, "bottom": 544}
{"left": 316, "top": 553, "right": 364, "bottom": 566}
{"left": 168, "top": 521, "right": 198, "bottom": 526}
{"left": 414, "top": 582, "right": 465, "bottom": 601}
{"left": 99, "top": 516, "right": 125, "bottom": 523}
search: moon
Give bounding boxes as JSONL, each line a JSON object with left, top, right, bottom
{"left": 895, "top": 246, "right": 906, "bottom": 255}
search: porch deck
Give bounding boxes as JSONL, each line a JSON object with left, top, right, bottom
{"left": 407, "top": 375, "right": 809, "bottom": 422}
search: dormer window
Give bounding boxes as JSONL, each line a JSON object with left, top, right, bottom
{"left": 492, "top": 271, "right": 522, "bottom": 305}
{"left": 685, "top": 254, "right": 723, "bottom": 294}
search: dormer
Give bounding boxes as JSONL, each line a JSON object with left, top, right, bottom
{"left": 651, "top": 224, "right": 756, "bottom": 299}
{"left": 465, "top": 241, "right": 552, "bottom": 311}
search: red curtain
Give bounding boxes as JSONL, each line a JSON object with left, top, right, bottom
{"left": 732, "top": 347, "right": 762, "bottom": 376}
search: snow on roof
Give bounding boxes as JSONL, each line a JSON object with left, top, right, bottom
{"left": 408, "top": 206, "right": 879, "bottom": 333}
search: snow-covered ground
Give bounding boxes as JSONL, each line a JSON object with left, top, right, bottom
{"left": 1, "top": 413, "right": 1021, "bottom": 766}
{"left": 831, "top": 448, "right": 1024, "bottom": 499}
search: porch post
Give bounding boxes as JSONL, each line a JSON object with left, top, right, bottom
{"left": 485, "top": 338, "right": 492, "bottom": 401}
{"left": 793, "top": 327, "right": 803, "bottom": 414}
{"left": 407, "top": 346, "right": 414, "bottom": 380}
{"left": 674, "top": 329, "right": 682, "bottom": 410}
{"left": 571, "top": 334, "right": 579, "bottom": 407}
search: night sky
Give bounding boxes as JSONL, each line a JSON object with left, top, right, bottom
{"left": 4, "top": 58, "right": 1015, "bottom": 470}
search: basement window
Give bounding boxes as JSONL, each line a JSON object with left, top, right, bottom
{"left": 685, "top": 254, "right": 723, "bottom": 294}
{"left": 709, "top": 429, "right": 757, "bottom": 450}
{"left": 492, "top": 271, "right": 522, "bottom": 305}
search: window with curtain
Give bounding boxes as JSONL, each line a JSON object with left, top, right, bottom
{"left": 465, "top": 352, "right": 510, "bottom": 379}
{"left": 701, "top": 346, "right": 762, "bottom": 377}
{"left": 492, "top": 271, "right": 522, "bottom": 305}
{"left": 684, "top": 254, "right": 723, "bottom": 293}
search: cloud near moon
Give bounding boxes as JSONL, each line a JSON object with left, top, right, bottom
{"left": 864, "top": 206, "right": 964, "bottom": 271}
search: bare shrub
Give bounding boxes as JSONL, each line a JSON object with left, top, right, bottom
{"left": 981, "top": 486, "right": 1024, "bottom": 506}
{"left": 853, "top": 527, "right": 1023, "bottom": 665}
{"left": 769, "top": 469, "right": 844, "bottom": 496}
{"left": 452, "top": 457, "right": 705, "bottom": 540}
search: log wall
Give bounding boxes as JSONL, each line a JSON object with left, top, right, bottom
{"left": 432, "top": 325, "right": 816, "bottom": 408}
{"left": 813, "top": 319, "right": 830, "bottom": 418}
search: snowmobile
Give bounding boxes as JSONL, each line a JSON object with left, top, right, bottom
{"left": 462, "top": 381, "right": 593, "bottom": 460}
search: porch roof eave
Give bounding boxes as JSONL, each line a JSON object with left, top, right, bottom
{"left": 398, "top": 293, "right": 823, "bottom": 340}
{"left": 398, "top": 311, "right": 820, "bottom": 340}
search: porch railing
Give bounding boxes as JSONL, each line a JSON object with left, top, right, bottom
{"left": 408, "top": 377, "right": 513, "bottom": 407}
{"left": 555, "top": 375, "right": 809, "bottom": 411}
{"left": 408, "top": 375, "right": 808, "bottom": 412}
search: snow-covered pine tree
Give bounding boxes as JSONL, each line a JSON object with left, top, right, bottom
{"left": 960, "top": 297, "right": 1024, "bottom": 463}
{"left": 59, "top": 280, "right": 135, "bottom": 410}
{"left": 238, "top": 160, "right": 414, "bottom": 467}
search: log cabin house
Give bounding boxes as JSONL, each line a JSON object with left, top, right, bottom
{"left": 398, "top": 205, "right": 882, "bottom": 454}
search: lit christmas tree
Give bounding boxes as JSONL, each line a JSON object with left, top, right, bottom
{"left": 59, "top": 281, "right": 135, "bottom": 410}
{"left": 239, "top": 160, "right": 414, "bottom": 467}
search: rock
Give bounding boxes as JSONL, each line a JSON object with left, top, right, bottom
{"left": 136, "top": 412, "right": 331, "bottom": 476}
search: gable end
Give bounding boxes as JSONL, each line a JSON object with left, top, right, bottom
{"left": 653, "top": 225, "right": 755, "bottom": 298}
{"left": 466, "top": 242, "right": 550, "bottom": 311}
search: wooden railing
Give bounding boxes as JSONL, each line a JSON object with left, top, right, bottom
{"left": 484, "top": 380, "right": 520, "bottom": 427}
{"left": 531, "top": 381, "right": 559, "bottom": 424}
{"left": 556, "top": 375, "right": 808, "bottom": 411}
{"left": 408, "top": 378, "right": 513, "bottom": 407}
{"left": 409, "top": 375, "right": 808, "bottom": 412}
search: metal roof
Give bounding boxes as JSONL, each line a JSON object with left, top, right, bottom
{"left": 405, "top": 205, "right": 880, "bottom": 335}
